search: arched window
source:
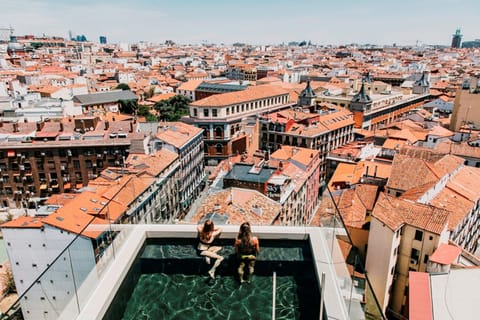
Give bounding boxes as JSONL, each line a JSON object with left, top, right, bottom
{"left": 215, "top": 126, "right": 223, "bottom": 139}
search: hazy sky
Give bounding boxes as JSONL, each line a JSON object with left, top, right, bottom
{"left": 1, "top": 0, "right": 479, "bottom": 46}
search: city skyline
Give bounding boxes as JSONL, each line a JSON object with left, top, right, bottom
{"left": 2, "top": 0, "right": 479, "bottom": 46}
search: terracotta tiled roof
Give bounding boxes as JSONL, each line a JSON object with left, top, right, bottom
{"left": 155, "top": 121, "right": 203, "bottom": 149}
{"left": 335, "top": 188, "right": 368, "bottom": 229}
{"left": 1, "top": 216, "right": 44, "bottom": 229}
{"left": 373, "top": 193, "right": 449, "bottom": 233}
{"left": 190, "top": 187, "right": 281, "bottom": 225}
{"left": 429, "top": 243, "right": 461, "bottom": 265}
{"left": 125, "top": 149, "right": 178, "bottom": 177}
{"left": 177, "top": 79, "right": 203, "bottom": 91}
{"left": 355, "top": 184, "right": 379, "bottom": 211}
{"left": 386, "top": 154, "right": 441, "bottom": 192}
{"left": 190, "top": 84, "right": 289, "bottom": 107}
{"left": 270, "top": 145, "right": 319, "bottom": 168}
{"left": 429, "top": 166, "right": 480, "bottom": 230}
{"left": 434, "top": 140, "right": 480, "bottom": 159}
{"left": 147, "top": 92, "right": 176, "bottom": 103}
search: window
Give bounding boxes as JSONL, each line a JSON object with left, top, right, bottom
{"left": 423, "top": 254, "right": 429, "bottom": 264}
{"left": 212, "top": 109, "right": 217, "bottom": 117}
{"left": 193, "top": 108, "right": 198, "bottom": 117}
{"left": 414, "top": 230, "right": 423, "bottom": 241}
{"left": 203, "top": 109, "right": 209, "bottom": 117}
{"left": 410, "top": 248, "right": 419, "bottom": 262}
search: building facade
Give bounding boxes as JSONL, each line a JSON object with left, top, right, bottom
{"left": 0, "top": 118, "right": 137, "bottom": 208}
{"left": 144, "top": 121, "right": 205, "bottom": 216}
{"left": 187, "top": 85, "right": 294, "bottom": 165}
{"left": 258, "top": 105, "right": 354, "bottom": 185}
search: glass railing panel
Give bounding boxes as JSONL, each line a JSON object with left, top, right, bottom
{"left": 314, "top": 186, "right": 386, "bottom": 320}
{"left": 0, "top": 224, "right": 132, "bottom": 320}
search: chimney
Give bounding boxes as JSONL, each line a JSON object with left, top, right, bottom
{"left": 104, "top": 121, "right": 109, "bottom": 130}
{"left": 36, "top": 121, "right": 44, "bottom": 131}
{"left": 365, "top": 166, "right": 369, "bottom": 177}
{"left": 13, "top": 122, "right": 19, "bottom": 133}
{"left": 59, "top": 122, "right": 64, "bottom": 132}
{"left": 129, "top": 121, "right": 134, "bottom": 133}
{"left": 374, "top": 165, "right": 378, "bottom": 178}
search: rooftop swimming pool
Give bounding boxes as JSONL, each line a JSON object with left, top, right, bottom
{"left": 104, "top": 238, "right": 321, "bottom": 320}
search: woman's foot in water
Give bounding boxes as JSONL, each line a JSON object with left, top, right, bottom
{"left": 208, "top": 270, "right": 215, "bottom": 279}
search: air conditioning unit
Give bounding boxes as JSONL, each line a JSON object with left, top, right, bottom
{"left": 410, "top": 259, "right": 417, "bottom": 265}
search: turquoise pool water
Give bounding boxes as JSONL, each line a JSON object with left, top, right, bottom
{"left": 104, "top": 239, "right": 320, "bottom": 320}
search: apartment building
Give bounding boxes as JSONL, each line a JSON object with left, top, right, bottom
{"left": 270, "top": 145, "right": 321, "bottom": 225}
{"left": 1, "top": 149, "right": 181, "bottom": 320}
{"left": 366, "top": 152, "right": 480, "bottom": 318}
{"left": 314, "top": 77, "right": 431, "bottom": 130}
{"left": 258, "top": 104, "right": 354, "bottom": 185}
{"left": 0, "top": 117, "right": 140, "bottom": 208}
{"left": 365, "top": 193, "right": 450, "bottom": 318}
{"left": 73, "top": 90, "right": 138, "bottom": 114}
{"left": 217, "top": 145, "right": 321, "bottom": 225}
{"left": 140, "top": 121, "right": 205, "bottom": 216}
{"left": 187, "top": 84, "right": 294, "bottom": 165}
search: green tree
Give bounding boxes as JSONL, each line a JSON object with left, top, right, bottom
{"left": 153, "top": 95, "right": 191, "bottom": 121}
{"left": 116, "top": 83, "right": 130, "bottom": 91}
{"left": 144, "top": 86, "right": 156, "bottom": 99}
{"left": 119, "top": 99, "right": 138, "bottom": 115}
{"left": 137, "top": 105, "right": 158, "bottom": 122}
{"left": 1, "top": 266, "right": 16, "bottom": 296}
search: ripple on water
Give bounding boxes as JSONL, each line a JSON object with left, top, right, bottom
{"left": 121, "top": 273, "right": 303, "bottom": 320}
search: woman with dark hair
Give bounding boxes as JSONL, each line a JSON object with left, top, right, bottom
{"left": 234, "top": 222, "right": 260, "bottom": 283}
{"left": 197, "top": 219, "right": 224, "bottom": 279}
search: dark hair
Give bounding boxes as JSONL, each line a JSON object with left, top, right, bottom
{"left": 203, "top": 219, "right": 214, "bottom": 233}
{"left": 238, "top": 222, "right": 252, "bottom": 247}
{"left": 200, "top": 220, "right": 214, "bottom": 243}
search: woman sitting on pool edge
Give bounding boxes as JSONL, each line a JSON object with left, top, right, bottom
{"left": 197, "top": 219, "right": 224, "bottom": 279}
{"left": 235, "top": 222, "right": 260, "bottom": 283}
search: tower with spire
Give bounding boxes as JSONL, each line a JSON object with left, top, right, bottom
{"left": 412, "top": 71, "right": 430, "bottom": 94}
{"left": 350, "top": 81, "right": 372, "bottom": 113}
{"left": 297, "top": 80, "right": 317, "bottom": 108}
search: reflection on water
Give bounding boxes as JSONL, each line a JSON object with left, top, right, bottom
{"left": 122, "top": 273, "right": 299, "bottom": 320}
{"left": 106, "top": 239, "right": 320, "bottom": 320}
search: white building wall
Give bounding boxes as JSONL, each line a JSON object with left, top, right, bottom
{"left": 2, "top": 225, "right": 95, "bottom": 320}
{"left": 365, "top": 217, "right": 399, "bottom": 314}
